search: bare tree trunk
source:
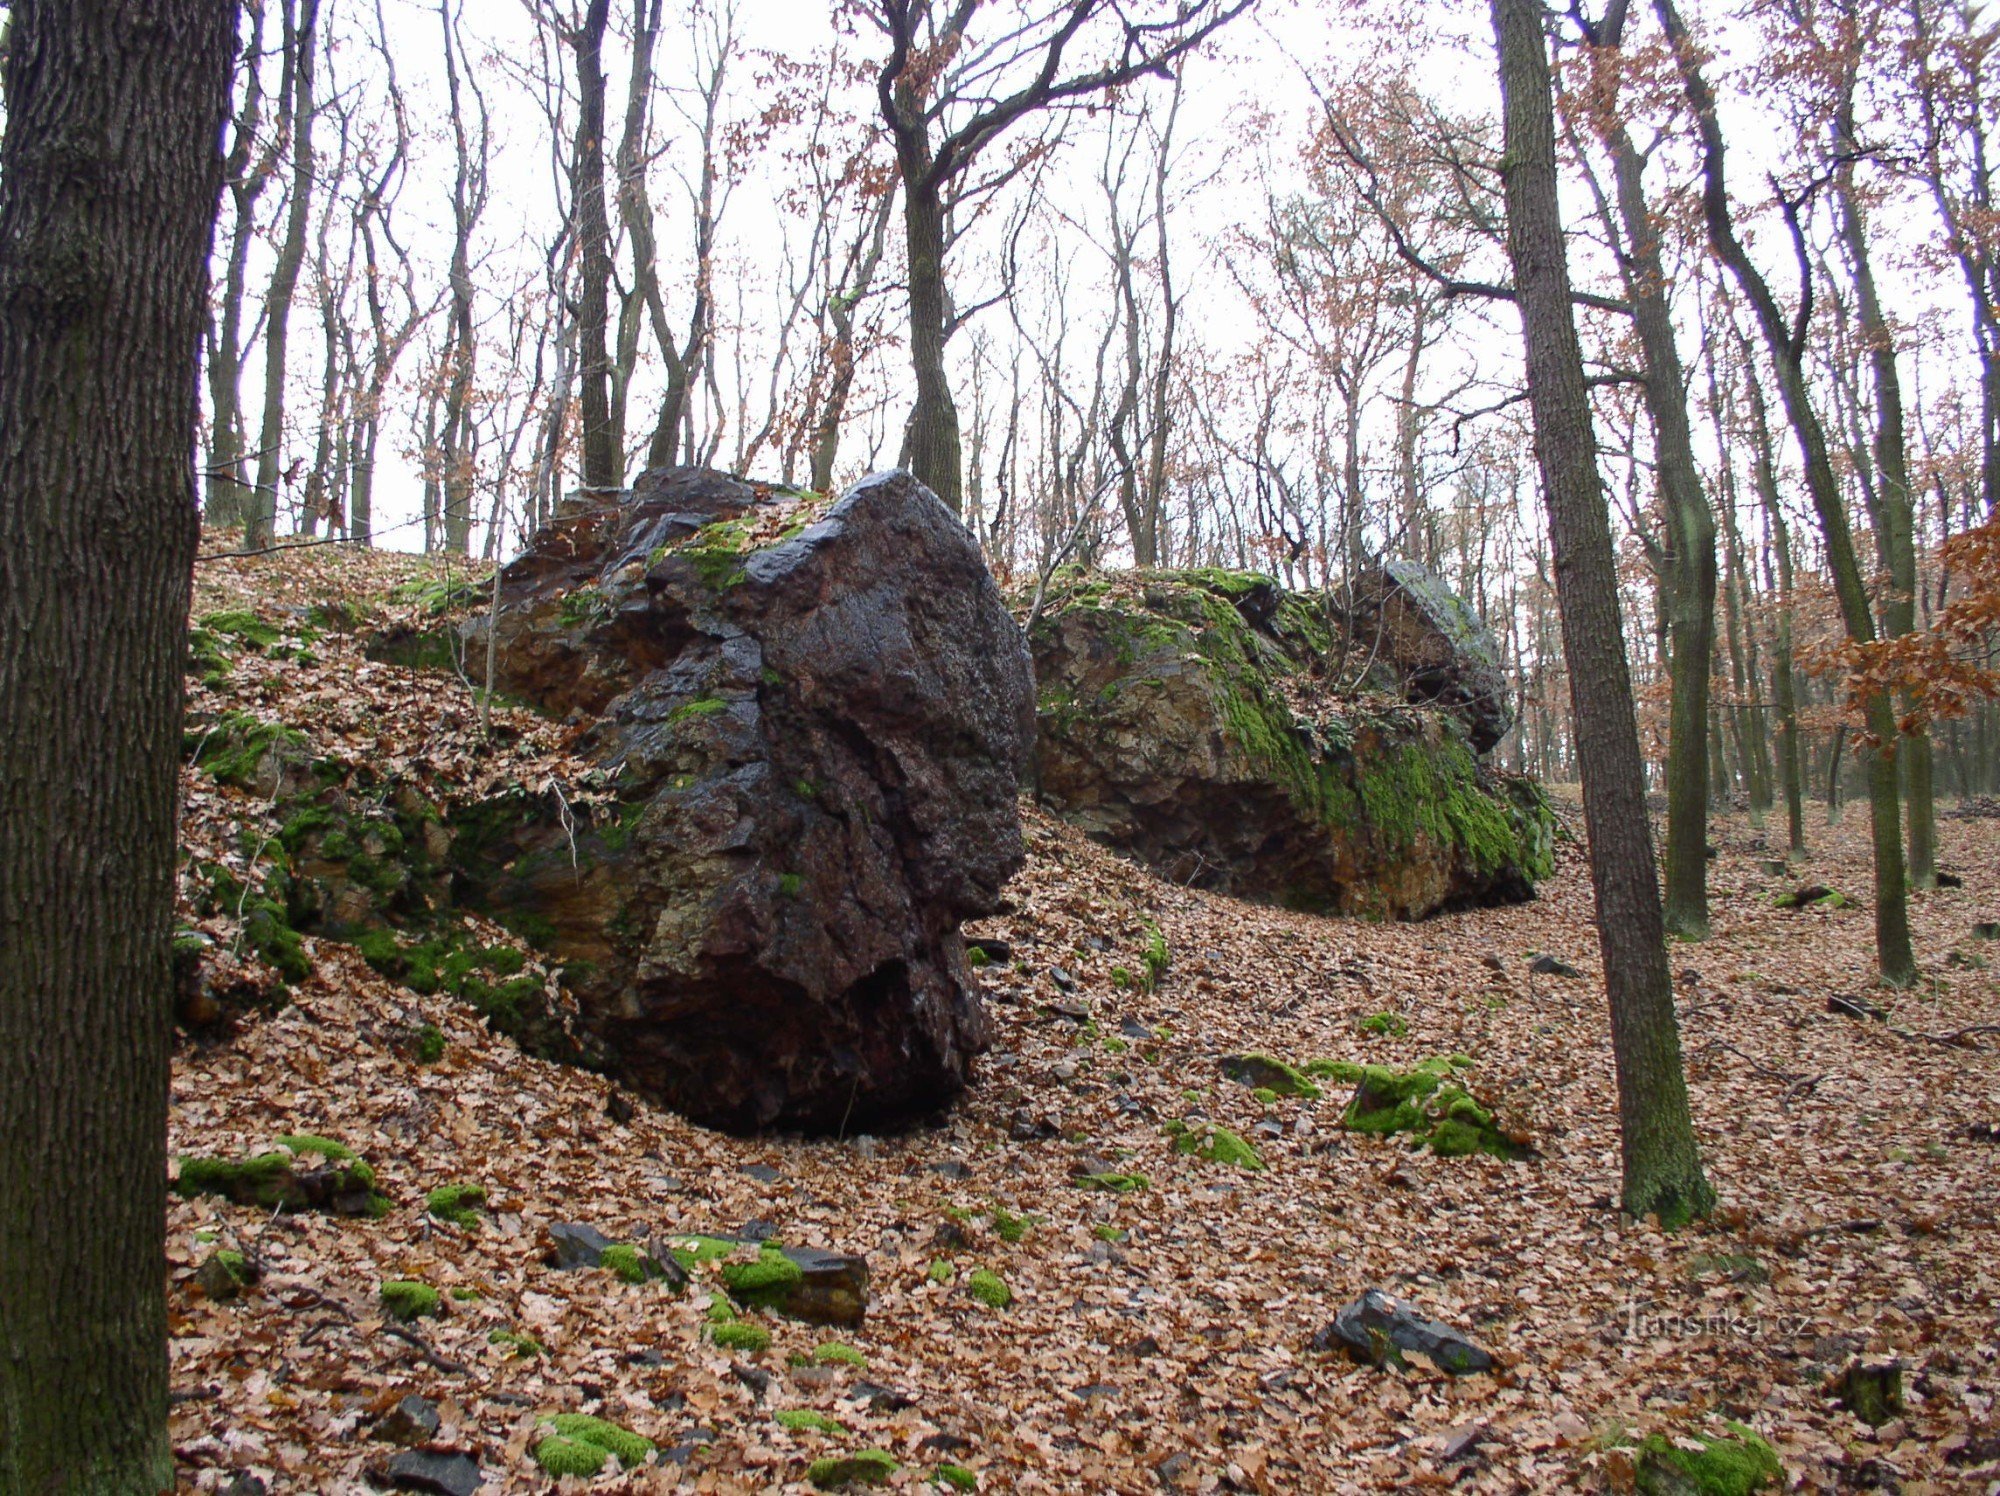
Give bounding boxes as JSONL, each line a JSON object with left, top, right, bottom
{"left": 0, "top": 0, "right": 234, "bottom": 1486}
{"left": 571, "top": 0, "right": 616, "bottom": 490}
{"left": 1658, "top": 0, "right": 1914, "bottom": 986}
{"left": 1492, "top": 0, "right": 1711, "bottom": 1227}
{"left": 206, "top": 0, "right": 274, "bottom": 531}
{"left": 248, "top": 0, "right": 320, "bottom": 549}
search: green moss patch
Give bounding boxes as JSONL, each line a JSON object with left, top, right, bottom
{"left": 1166, "top": 1121, "right": 1263, "bottom": 1170}
{"left": 1074, "top": 1171, "right": 1148, "bottom": 1193}
{"left": 966, "top": 1268, "right": 1012, "bottom": 1308}
{"left": 488, "top": 1328, "right": 544, "bottom": 1358}
{"left": 806, "top": 1449, "right": 900, "bottom": 1488}
{"left": 425, "top": 1182, "right": 486, "bottom": 1229}
{"left": 1632, "top": 1422, "right": 1781, "bottom": 1495}
{"left": 813, "top": 1341, "right": 868, "bottom": 1368}
{"left": 1358, "top": 1011, "right": 1408, "bottom": 1037}
{"left": 1342, "top": 1058, "right": 1528, "bottom": 1159}
{"left": 532, "top": 1435, "right": 607, "bottom": 1477}
{"left": 936, "top": 1464, "right": 979, "bottom": 1491}
{"left": 777, "top": 1409, "right": 847, "bottom": 1435}
{"left": 545, "top": 1413, "right": 653, "bottom": 1468}
{"left": 380, "top": 1280, "right": 440, "bottom": 1321}
{"left": 1218, "top": 1053, "right": 1322, "bottom": 1098}
{"left": 711, "top": 1319, "right": 772, "bottom": 1353}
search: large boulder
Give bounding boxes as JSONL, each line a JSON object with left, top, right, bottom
{"left": 1029, "top": 569, "right": 1550, "bottom": 918}
{"left": 455, "top": 468, "right": 1034, "bottom": 1132}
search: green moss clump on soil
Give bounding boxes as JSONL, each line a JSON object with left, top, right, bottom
{"left": 380, "top": 1281, "right": 440, "bottom": 1321}
{"left": 1169, "top": 1122, "right": 1263, "bottom": 1171}
{"left": 813, "top": 1341, "right": 867, "bottom": 1368}
{"left": 413, "top": 1023, "right": 446, "bottom": 1064}
{"left": 777, "top": 1409, "right": 847, "bottom": 1435}
{"left": 990, "top": 1206, "right": 1029, "bottom": 1244}
{"left": 711, "top": 1319, "right": 772, "bottom": 1353}
{"left": 547, "top": 1413, "right": 654, "bottom": 1467}
{"left": 1359, "top": 1011, "right": 1408, "bottom": 1037}
{"left": 1632, "top": 1423, "right": 1781, "bottom": 1496}
{"left": 1301, "top": 1058, "right": 1364, "bottom": 1082}
{"left": 532, "top": 1436, "right": 606, "bottom": 1477}
{"left": 936, "top": 1464, "right": 979, "bottom": 1490}
{"left": 806, "top": 1450, "right": 900, "bottom": 1488}
{"left": 488, "top": 1328, "right": 544, "bottom": 1358}
{"left": 966, "top": 1268, "right": 1012, "bottom": 1308}
{"left": 1074, "top": 1171, "right": 1148, "bottom": 1193}
{"left": 425, "top": 1182, "right": 486, "bottom": 1229}
{"left": 600, "top": 1243, "right": 668, "bottom": 1285}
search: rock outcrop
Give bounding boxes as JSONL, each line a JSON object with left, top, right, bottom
{"left": 454, "top": 468, "right": 1035, "bottom": 1133}
{"left": 1029, "top": 569, "right": 1550, "bottom": 918}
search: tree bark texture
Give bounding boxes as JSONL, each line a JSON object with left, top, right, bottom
{"left": 571, "top": 0, "right": 617, "bottom": 491}
{"left": 0, "top": 1, "right": 234, "bottom": 1489}
{"left": 1491, "top": 0, "right": 1713, "bottom": 1227}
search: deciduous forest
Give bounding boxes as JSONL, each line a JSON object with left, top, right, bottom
{"left": 1, "top": 0, "right": 1997, "bottom": 1492}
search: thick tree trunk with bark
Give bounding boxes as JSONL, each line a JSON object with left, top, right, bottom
{"left": 0, "top": 0, "right": 233, "bottom": 1488}
{"left": 1491, "top": 0, "right": 1712, "bottom": 1227}
{"left": 898, "top": 165, "right": 964, "bottom": 513}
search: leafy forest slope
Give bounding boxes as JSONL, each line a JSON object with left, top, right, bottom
{"left": 168, "top": 547, "right": 2000, "bottom": 1493}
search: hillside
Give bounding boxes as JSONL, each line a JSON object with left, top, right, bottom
{"left": 168, "top": 545, "right": 2000, "bottom": 1494}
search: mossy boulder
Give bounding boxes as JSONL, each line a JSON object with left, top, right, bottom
{"left": 455, "top": 467, "right": 1034, "bottom": 1133}
{"left": 1342, "top": 1058, "right": 1530, "bottom": 1159}
{"left": 1028, "top": 568, "right": 1551, "bottom": 918}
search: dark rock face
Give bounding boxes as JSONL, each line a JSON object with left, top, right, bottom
{"left": 1030, "top": 570, "right": 1551, "bottom": 919}
{"left": 1337, "top": 560, "right": 1513, "bottom": 753}
{"left": 456, "top": 467, "right": 1035, "bottom": 1133}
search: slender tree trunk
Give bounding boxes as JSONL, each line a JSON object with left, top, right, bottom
{"left": 248, "top": 0, "right": 319, "bottom": 550}
{"left": 571, "top": 0, "right": 616, "bottom": 490}
{"left": 1658, "top": 0, "right": 1914, "bottom": 985}
{"left": 0, "top": 1, "right": 234, "bottom": 1488}
{"left": 1596, "top": 19, "right": 1717, "bottom": 937}
{"left": 1833, "top": 84, "right": 1933, "bottom": 888}
{"left": 1741, "top": 340, "right": 1806, "bottom": 854}
{"left": 1493, "top": 0, "right": 1711, "bottom": 1227}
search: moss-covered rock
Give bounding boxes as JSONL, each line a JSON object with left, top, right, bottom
{"left": 1028, "top": 567, "right": 1551, "bottom": 918}
{"left": 1631, "top": 1423, "right": 1781, "bottom": 1496}
{"left": 174, "top": 1135, "right": 389, "bottom": 1216}
{"left": 1167, "top": 1121, "right": 1263, "bottom": 1171}
{"left": 1341, "top": 1058, "right": 1530, "bottom": 1159}
{"left": 806, "top": 1449, "right": 900, "bottom": 1488}
{"left": 1218, "top": 1053, "right": 1321, "bottom": 1098}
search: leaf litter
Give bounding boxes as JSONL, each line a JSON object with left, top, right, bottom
{"left": 168, "top": 546, "right": 2000, "bottom": 1492}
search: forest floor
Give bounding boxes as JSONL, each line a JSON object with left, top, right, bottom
{"left": 169, "top": 546, "right": 2000, "bottom": 1494}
